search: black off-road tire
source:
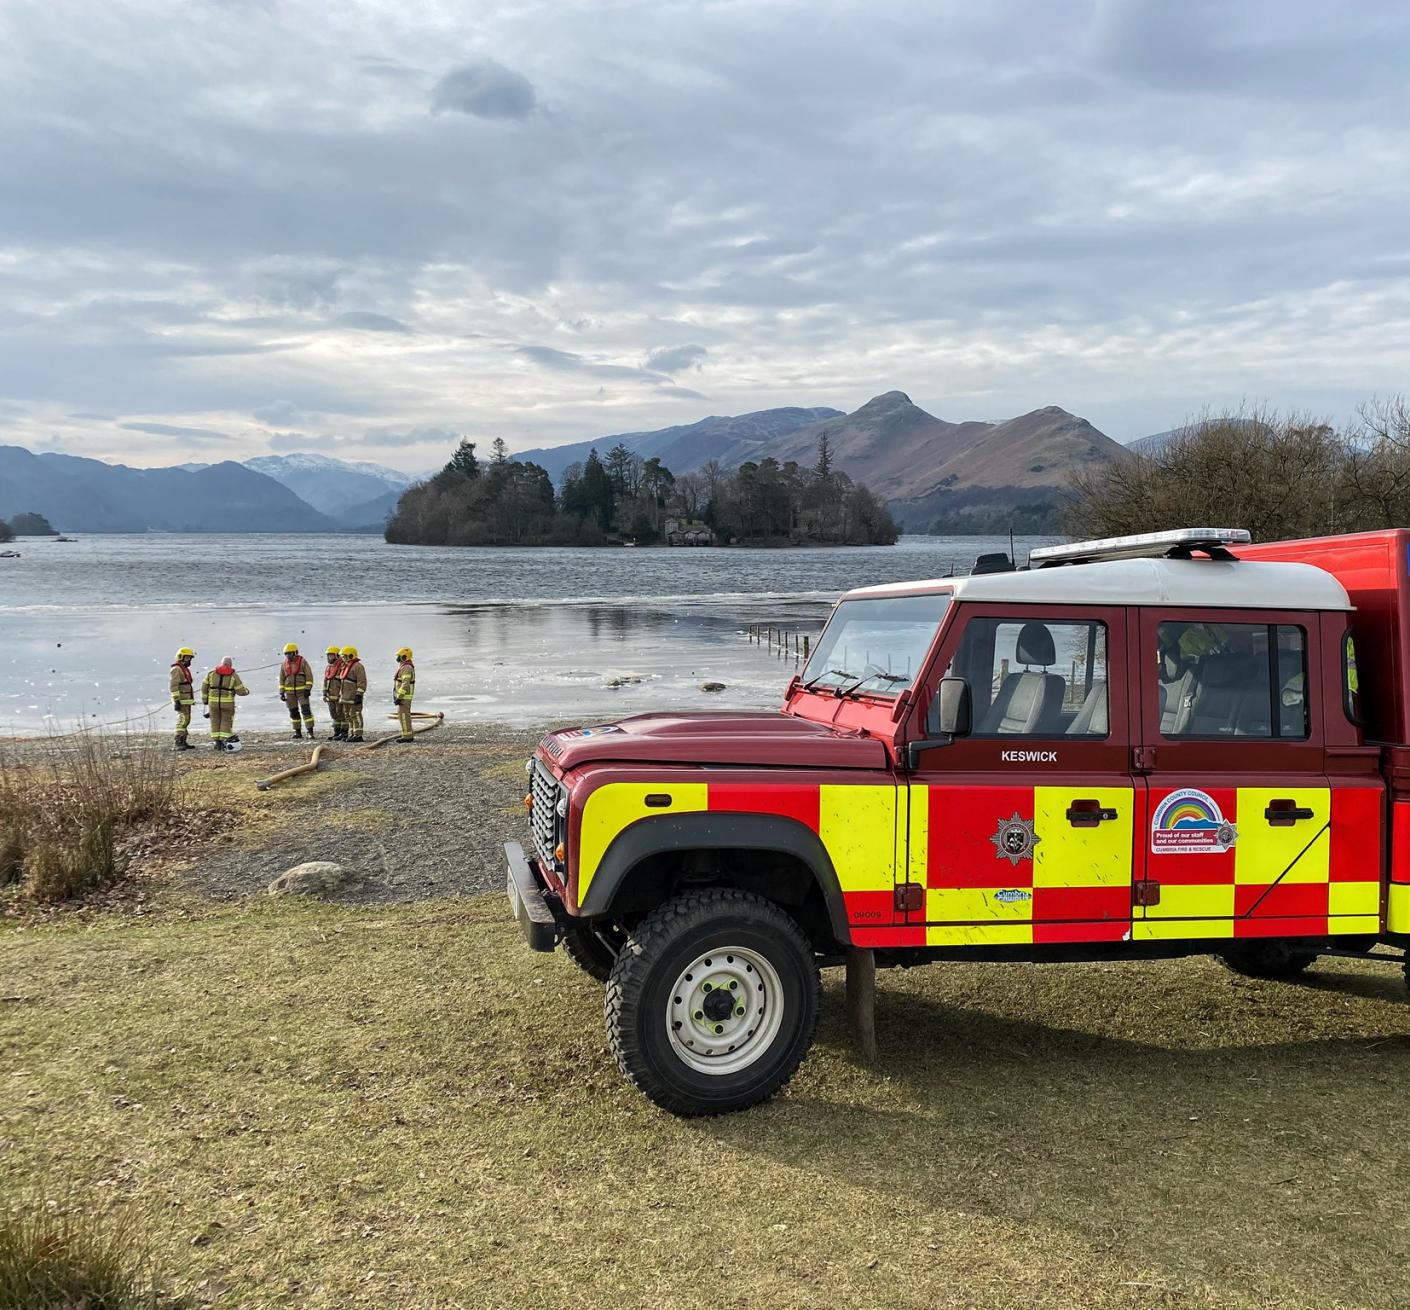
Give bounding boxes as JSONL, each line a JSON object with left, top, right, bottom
{"left": 1214, "top": 941, "right": 1318, "bottom": 980}
{"left": 605, "top": 888, "right": 820, "bottom": 1117}
{"left": 561, "top": 920, "right": 623, "bottom": 983}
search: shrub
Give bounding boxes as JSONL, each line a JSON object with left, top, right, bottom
{"left": 0, "top": 728, "right": 177, "bottom": 905}
{"left": 0, "top": 1194, "right": 184, "bottom": 1309}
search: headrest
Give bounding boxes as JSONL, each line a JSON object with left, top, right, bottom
{"left": 1197, "top": 653, "right": 1255, "bottom": 688}
{"left": 1015, "top": 621, "right": 1055, "bottom": 667}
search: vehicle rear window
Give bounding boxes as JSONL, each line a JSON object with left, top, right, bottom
{"left": 802, "top": 593, "right": 950, "bottom": 697}
{"left": 1156, "top": 621, "right": 1307, "bottom": 739}
{"left": 1343, "top": 630, "right": 1361, "bottom": 725}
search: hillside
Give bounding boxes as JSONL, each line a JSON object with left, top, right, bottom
{"left": 513, "top": 393, "right": 1122, "bottom": 531}
{"left": 516, "top": 406, "right": 843, "bottom": 482}
{"left": 0, "top": 447, "right": 339, "bottom": 533}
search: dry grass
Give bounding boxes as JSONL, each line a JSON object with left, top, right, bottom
{"left": 0, "top": 731, "right": 179, "bottom": 904}
{"left": 4, "top": 895, "right": 1410, "bottom": 1309}
{"left": 0, "top": 1190, "right": 187, "bottom": 1309}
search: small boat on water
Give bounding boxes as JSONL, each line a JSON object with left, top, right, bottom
{"left": 0, "top": 549, "right": 20, "bottom": 558}
{"left": 55, "top": 536, "right": 77, "bottom": 542}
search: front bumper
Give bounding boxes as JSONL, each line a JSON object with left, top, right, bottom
{"left": 505, "top": 841, "right": 559, "bottom": 952}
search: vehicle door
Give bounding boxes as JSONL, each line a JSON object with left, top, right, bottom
{"left": 905, "top": 604, "right": 1138, "bottom": 946}
{"left": 1133, "top": 609, "right": 1376, "bottom": 940}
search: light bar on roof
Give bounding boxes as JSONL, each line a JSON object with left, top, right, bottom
{"left": 1031, "top": 527, "right": 1251, "bottom": 566}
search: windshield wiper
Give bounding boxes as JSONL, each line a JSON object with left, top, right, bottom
{"left": 839, "top": 671, "right": 910, "bottom": 698}
{"left": 801, "top": 666, "right": 855, "bottom": 692}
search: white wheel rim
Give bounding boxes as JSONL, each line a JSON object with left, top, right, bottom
{"left": 665, "top": 946, "right": 785, "bottom": 1076}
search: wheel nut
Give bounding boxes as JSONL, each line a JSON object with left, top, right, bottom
{"left": 735, "top": 1006, "right": 745, "bottom": 1016}
{"left": 694, "top": 1010, "right": 704, "bottom": 1020}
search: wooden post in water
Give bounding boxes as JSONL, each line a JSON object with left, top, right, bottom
{"left": 803, "top": 635, "right": 810, "bottom": 659}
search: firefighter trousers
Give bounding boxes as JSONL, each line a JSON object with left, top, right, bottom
{"left": 286, "top": 690, "right": 314, "bottom": 731}
{"left": 342, "top": 697, "right": 364, "bottom": 737}
{"left": 397, "top": 699, "right": 413, "bottom": 737}
{"left": 326, "top": 696, "right": 344, "bottom": 728}
{"left": 209, "top": 703, "right": 235, "bottom": 742}
{"left": 173, "top": 700, "right": 192, "bottom": 743}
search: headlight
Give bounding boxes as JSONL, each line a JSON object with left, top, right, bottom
{"left": 525, "top": 757, "right": 534, "bottom": 776}
{"left": 556, "top": 794, "right": 569, "bottom": 818}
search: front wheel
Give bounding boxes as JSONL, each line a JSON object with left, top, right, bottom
{"left": 606, "top": 889, "right": 819, "bottom": 1117}
{"left": 1215, "top": 941, "right": 1318, "bottom": 980}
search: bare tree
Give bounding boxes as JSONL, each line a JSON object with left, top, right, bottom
{"left": 1344, "top": 395, "right": 1410, "bottom": 528}
{"left": 1066, "top": 407, "right": 1349, "bottom": 542}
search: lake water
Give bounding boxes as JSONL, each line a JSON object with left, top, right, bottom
{"left": 0, "top": 533, "right": 1059, "bottom": 736}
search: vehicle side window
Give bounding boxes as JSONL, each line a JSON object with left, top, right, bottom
{"left": 939, "top": 616, "right": 1108, "bottom": 738}
{"left": 1155, "top": 621, "right": 1308, "bottom": 739}
{"left": 1343, "top": 630, "right": 1362, "bottom": 725}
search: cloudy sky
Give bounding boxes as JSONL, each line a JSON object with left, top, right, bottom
{"left": 2, "top": 0, "right": 1408, "bottom": 471}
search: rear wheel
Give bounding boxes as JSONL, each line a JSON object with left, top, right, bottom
{"left": 1215, "top": 941, "right": 1318, "bottom": 980}
{"left": 561, "top": 920, "right": 624, "bottom": 983}
{"left": 606, "top": 888, "right": 819, "bottom": 1117}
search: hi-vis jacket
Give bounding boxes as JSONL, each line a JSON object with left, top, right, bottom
{"left": 202, "top": 666, "right": 249, "bottom": 706}
{"left": 169, "top": 663, "right": 194, "bottom": 705}
{"left": 338, "top": 658, "right": 368, "bottom": 703}
{"left": 323, "top": 656, "right": 344, "bottom": 702}
{"left": 280, "top": 654, "right": 314, "bottom": 693}
{"left": 280, "top": 654, "right": 314, "bottom": 694}
{"left": 394, "top": 659, "right": 415, "bottom": 703}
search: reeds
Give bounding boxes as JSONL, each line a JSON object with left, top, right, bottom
{"left": 0, "top": 728, "right": 178, "bottom": 904}
{"left": 0, "top": 1193, "right": 185, "bottom": 1310}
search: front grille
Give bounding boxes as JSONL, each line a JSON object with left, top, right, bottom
{"left": 529, "top": 761, "right": 563, "bottom": 866}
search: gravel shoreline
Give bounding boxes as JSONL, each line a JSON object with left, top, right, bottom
{"left": 3, "top": 720, "right": 551, "bottom": 907}
{"left": 193, "top": 721, "right": 546, "bottom": 904}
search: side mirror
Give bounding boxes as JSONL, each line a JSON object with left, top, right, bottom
{"left": 934, "top": 677, "right": 972, "bottom": 737}
{"left": 909, "top": 678, "right": 971, "bottom": 769}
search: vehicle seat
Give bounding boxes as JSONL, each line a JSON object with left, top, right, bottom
{"left": 1158, "top": 649, "right": 1196, "bottom": 735}
{"left": 979, "top": 622, "right": 1066, "bottom": 734}
{"left": 1066, "top": 680, "right": 1108, "bottom": 735}
{"left": 1181, "top": 653, "right": 1267, "bottom": 736}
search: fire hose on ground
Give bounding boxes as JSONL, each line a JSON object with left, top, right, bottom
{"left": 254, "top": 710, "right": 445, "bottom": 790}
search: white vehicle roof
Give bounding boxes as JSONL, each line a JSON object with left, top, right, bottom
{"left": 845, "top": 558, "right": 1352, "bottom": 611}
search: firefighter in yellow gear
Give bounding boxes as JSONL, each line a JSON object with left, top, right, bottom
{"left": 338, "top": 645, "right": 368, "bottom": 742}
{"left": 202, "top": 655, "right": 249, "bottom": 750}
{"left": 170, "top": 647, "right": 196, "bottom": 752}
{"left": 323, "top": 644, "right": 346, "bottom": 740}
{"left": 279, "top": 641, "right": 317, "bottom": 739}
{"left": 393, "top": 647, "right": 416, "bottom": 742}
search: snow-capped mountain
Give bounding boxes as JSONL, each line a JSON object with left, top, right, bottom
{"left": 243, "top": 453, "right": 414, "bottom": 518}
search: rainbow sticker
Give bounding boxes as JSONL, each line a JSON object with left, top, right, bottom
{"left": 1151, "top": 787, "right": 1237, "bottom": 855}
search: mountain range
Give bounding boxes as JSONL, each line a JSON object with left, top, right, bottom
{"left": 0, "top": 397, "right": 1138, "bottom": 534}
{"left": 523, "top": 392, "right": 1124, "bottom": 532}
{"left": 0, "top": 448, "right": 409, "bottom": 534}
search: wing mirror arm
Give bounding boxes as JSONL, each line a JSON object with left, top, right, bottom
{"left": 905, "top": 677, "right": 971, "bottom": 770}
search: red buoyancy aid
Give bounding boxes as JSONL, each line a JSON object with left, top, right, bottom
{"left": 171, "top": 662, "right": 193, "bottom": 684}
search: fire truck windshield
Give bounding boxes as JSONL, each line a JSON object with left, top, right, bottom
{"left": 802, "top": 593, "right": 950, "bottom": 697}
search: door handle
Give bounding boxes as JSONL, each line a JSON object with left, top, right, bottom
{"left": 1264, "top": 800, "right": 1315, "bottom": 826}
{"left": 1066, "top": 799, "right": 1118, "bottom": 827}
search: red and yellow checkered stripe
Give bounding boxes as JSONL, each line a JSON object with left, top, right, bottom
{"left": 574, "top": 779, "right": 1384, "bottom": 948}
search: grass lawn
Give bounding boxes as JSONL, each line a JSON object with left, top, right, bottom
{"left": 4, "top": 896, "right": 1409, "bottom": 1309}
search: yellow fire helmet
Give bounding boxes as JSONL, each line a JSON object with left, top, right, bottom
{"left": 341, "top": 645, "right": 358, "bottom": 658}
{"left": 283, "top": 642, "right": 299, "bottom": 654}
{"left": 175, "top": 647, "right": 195, "bottom": 658}
{"left": 396, "top": 646, "right": 413, "bottom": 660}
{"left": 326, "top": 644, "right": 340, "bottom": 656}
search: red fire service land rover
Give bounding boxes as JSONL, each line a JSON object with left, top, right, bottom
{"left": 506, "top": 527, "right": 1410, "bottom": 1116}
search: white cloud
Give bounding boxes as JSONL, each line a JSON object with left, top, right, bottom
{"left": 0, "top": 0, "right": 1405, "bottom": 463}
